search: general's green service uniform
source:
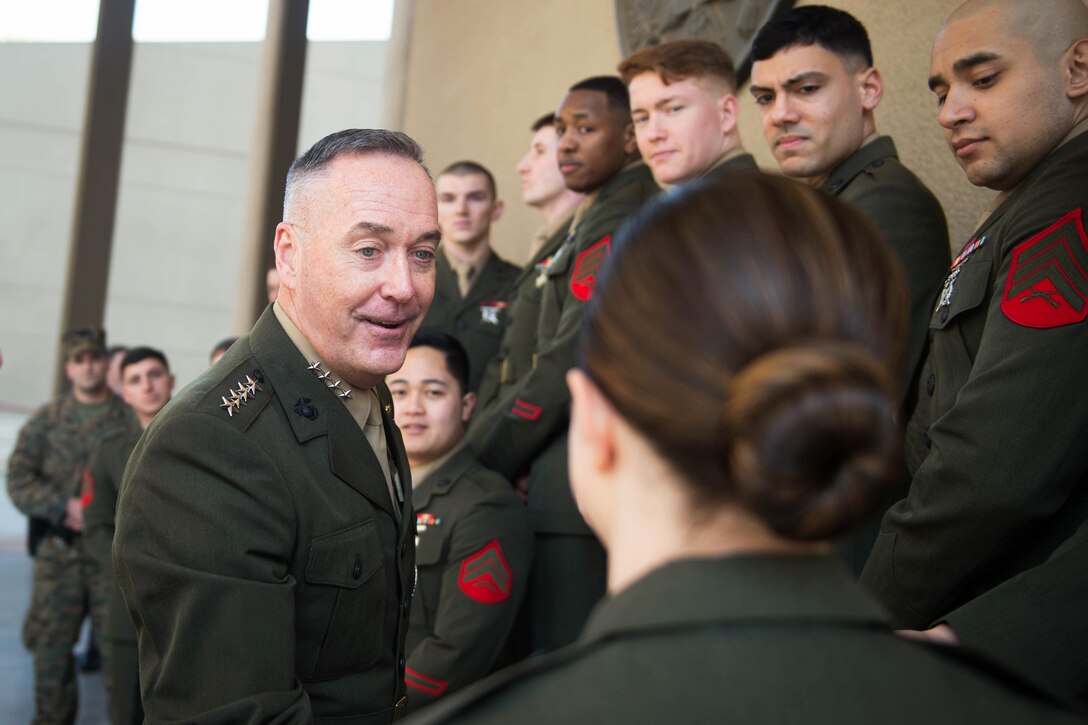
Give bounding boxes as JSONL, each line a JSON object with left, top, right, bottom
{"left": 114, "top": 306, "right": 416, "bottom": 724}
{"left": 466, "top": 162, "right": 659, "bottom": 652}
{"left": 406, "top": 556, "right": 1080, "bottom": 724}
{"left": 421, "top": 251, "right": 519, "bottom": 392}
{"left": 83, "top": 425, "right": 143, "bottom": 725}
{"left": 405, "top": 447, "right": 532, "bottom": 712}
{"left": 822, "top": 136, "right": 951, "bottom": 575}
{"left": 862, "top": 127, "right": 1088, "bottom": 702}
{"left": 6, "top": 390, "right": 130, "bottom": 724}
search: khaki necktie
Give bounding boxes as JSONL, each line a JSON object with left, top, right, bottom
{"left": 363, "top": 389, "right": 397, "bottom": 511}
{"left": 456, "top": 264, "right": 476, "bottom": 297}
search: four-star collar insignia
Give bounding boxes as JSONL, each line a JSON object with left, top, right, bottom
{"left": 306, "top": 360, "right": 352, "bottom": 399}
{"left": 220, "top": 375, "right": 263, "bottom": 417}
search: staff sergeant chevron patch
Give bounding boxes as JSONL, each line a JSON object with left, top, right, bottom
{"left": 458, "top": 539, "right": 513, "bottom": 604}
{"left": 1002, "top": 208, "right": 1088, "bottom": 328}
{"left": 570, "top": 235, "right": 611, "bottom": 302}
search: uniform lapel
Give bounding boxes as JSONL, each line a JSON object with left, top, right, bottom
{"left": 249, "top": 308, "right": 397, "bottom": 519}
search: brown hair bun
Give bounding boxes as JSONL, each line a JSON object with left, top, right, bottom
{"left": 724, "top": 342, "right": 901, "bottom": 541}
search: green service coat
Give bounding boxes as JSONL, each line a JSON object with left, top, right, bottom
{"left": 473, "top": 219, "right": 573, "bottom": 421}
{"left": 421, "top": 251, "right": 519, "bottom": 392}
{"left": 862, "top": 131, "right": 1088, "bottom": 701}
{"left": 465, "top": 162, "right": 658, "bottom": 650}
{"left": 406, "top": 555, "right": 1080, "bottom": 724}
{"left": 822, "top": 135, "right": 951, "bottom": 392}
{"left": 113, "top": 307, "right": 416, "bottom": 725}
{"left": 467, "top": 162, "right": 659, "bottom": 533}
{"left": 405, "top": 448, "right": 532, "bottom": 711}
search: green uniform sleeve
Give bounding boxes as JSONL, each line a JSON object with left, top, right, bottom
{"left": 406, "top": 503, "right": 533, "bottom": 709}
{"left": 469, "top": 211, "right": 628, "bottom": 480}
{"left": 942, "top": 525, "right": 1088, "bottom": 700}
{"left": 6, "top": 408, "right": 68, "bottom": 523}
{"left": 113, "top": 411, "right": 311, "bottom": 723}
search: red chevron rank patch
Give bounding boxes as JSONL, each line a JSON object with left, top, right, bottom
{"left": 405, "top": 666, "right": 448, "bottom": 696}
{"left": 511, "top": 398, "right": 541, "bottom": 421}
{"left": 1002, "top": 208, "right": 1088, "bottom": 328}
{"left": 458, "top": 539, "right": 513, "bottom": 604}
{"left": 570, "top": 235, "right": 611, "bottom": 302}
{"left": 80, "top": 467, "right": 95, "bottom": 508}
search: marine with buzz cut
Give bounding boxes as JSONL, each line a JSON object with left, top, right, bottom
{"left": 467, "top": 76, "right": 658, "bottom": 653}
{"left": 861, "top": 0, "right": 1088, "bottom": 702}
{"left": 114, "top": 129, "right": 436, "bottom": 722}
{"left": 422, "top": 161, "right": 519, "bottom": 393}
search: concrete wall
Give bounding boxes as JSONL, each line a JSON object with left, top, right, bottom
{"left": 0, "top": 39, "right": 387, "bottom": 411}
{"left": 401, "top": 0, "right": 993, "bottom": 267}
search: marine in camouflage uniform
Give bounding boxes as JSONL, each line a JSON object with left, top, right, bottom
{"left": 6, "top": 328, "right": 132, "bottom": 725}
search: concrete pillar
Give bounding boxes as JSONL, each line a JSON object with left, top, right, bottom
{"left": 54, "top": 0, "right": 136, "bottom": 393}
{"left": 233, "top": 0, "right": 310, "bottom": 331}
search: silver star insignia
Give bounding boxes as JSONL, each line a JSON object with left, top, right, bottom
{"left": 337, "top": 388, "right": 352, "bottom": 399}
{"left": 317, "top": 370, "right": 331, "bottom": 380}
{"left": 220, "top": 396, "right": 236, "bottom": 417}
{"left": 244, "top": 375, "right": 261, "bottom": 394}
{"left": 307, "top": 361, "right": 322, "bottom": 371}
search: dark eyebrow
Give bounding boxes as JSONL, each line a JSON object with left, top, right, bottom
{"left": 930, "top": 51, "right": 1002, "bottom": 90}
{"left": 419, "top": 229, "right": 442, "bottom": 245}
{"left": 783, "top": 71, "right": 827, "bottom": 88}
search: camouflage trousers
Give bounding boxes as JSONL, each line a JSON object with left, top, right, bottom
{"left": 22, "top": 535, "right": 108, "bottom": 725}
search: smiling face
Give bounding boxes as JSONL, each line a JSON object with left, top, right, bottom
{"left": 750, "top": 44, "right": 881, "bottom": 186}
{"left": 929, "top": 5, "right": 1074, "bottom": 191}
{"left": 436, "top": 171, "right": 502, "bottom": 250}
{"left": 555, "top": 89, "right": 637, "bottom": 193}
{"left": 517, "top": 125, "right": 568, "bottom": 208}
{"left": 388, "top": 345, "right": 475, "bottom": 469}
{"left": 629, "top": 72, "right": 737, "bottom": 185}
{"left": 275, "top": 153, "right": 440, "bottom": 390}
{"left": 121, "top": 357, "right": 174, "bottom": 428}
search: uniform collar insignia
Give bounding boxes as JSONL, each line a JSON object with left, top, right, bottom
{"left": 307, "top": 360, "right": 352, "bottom": 399}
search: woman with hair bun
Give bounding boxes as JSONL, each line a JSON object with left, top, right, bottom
{"left": 406, "top": 173, "right": 1080, "bottom": 724}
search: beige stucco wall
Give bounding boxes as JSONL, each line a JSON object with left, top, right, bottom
{"left": 402, "top": 0, "right": 994, "bottom": 265}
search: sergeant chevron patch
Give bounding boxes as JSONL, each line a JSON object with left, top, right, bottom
{"left": 405, "top": 666, "right": 448, "bottom": 696}
{"left": 458, "top": 539, "right": 512, "bottom": 604}
{"left": 570, "top": 235, "right": 611, "bottom": 302}
{"left": 1001, "top": 208, "right": 1088, "bottom": 328}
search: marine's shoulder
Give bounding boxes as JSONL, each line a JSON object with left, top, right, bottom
{"left": 425, "top": 453, "right": 522, "bottom": 513}
{"left": 988, "top": 139, "right": 1088, "bottom": 251}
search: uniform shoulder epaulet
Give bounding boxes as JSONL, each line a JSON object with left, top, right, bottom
{"left": 206, "top": 364, "right": 271, "bottom": 428}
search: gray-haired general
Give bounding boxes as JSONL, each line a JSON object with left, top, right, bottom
{"left": 113, "top": 129, "right": 440, "bottom": 722}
